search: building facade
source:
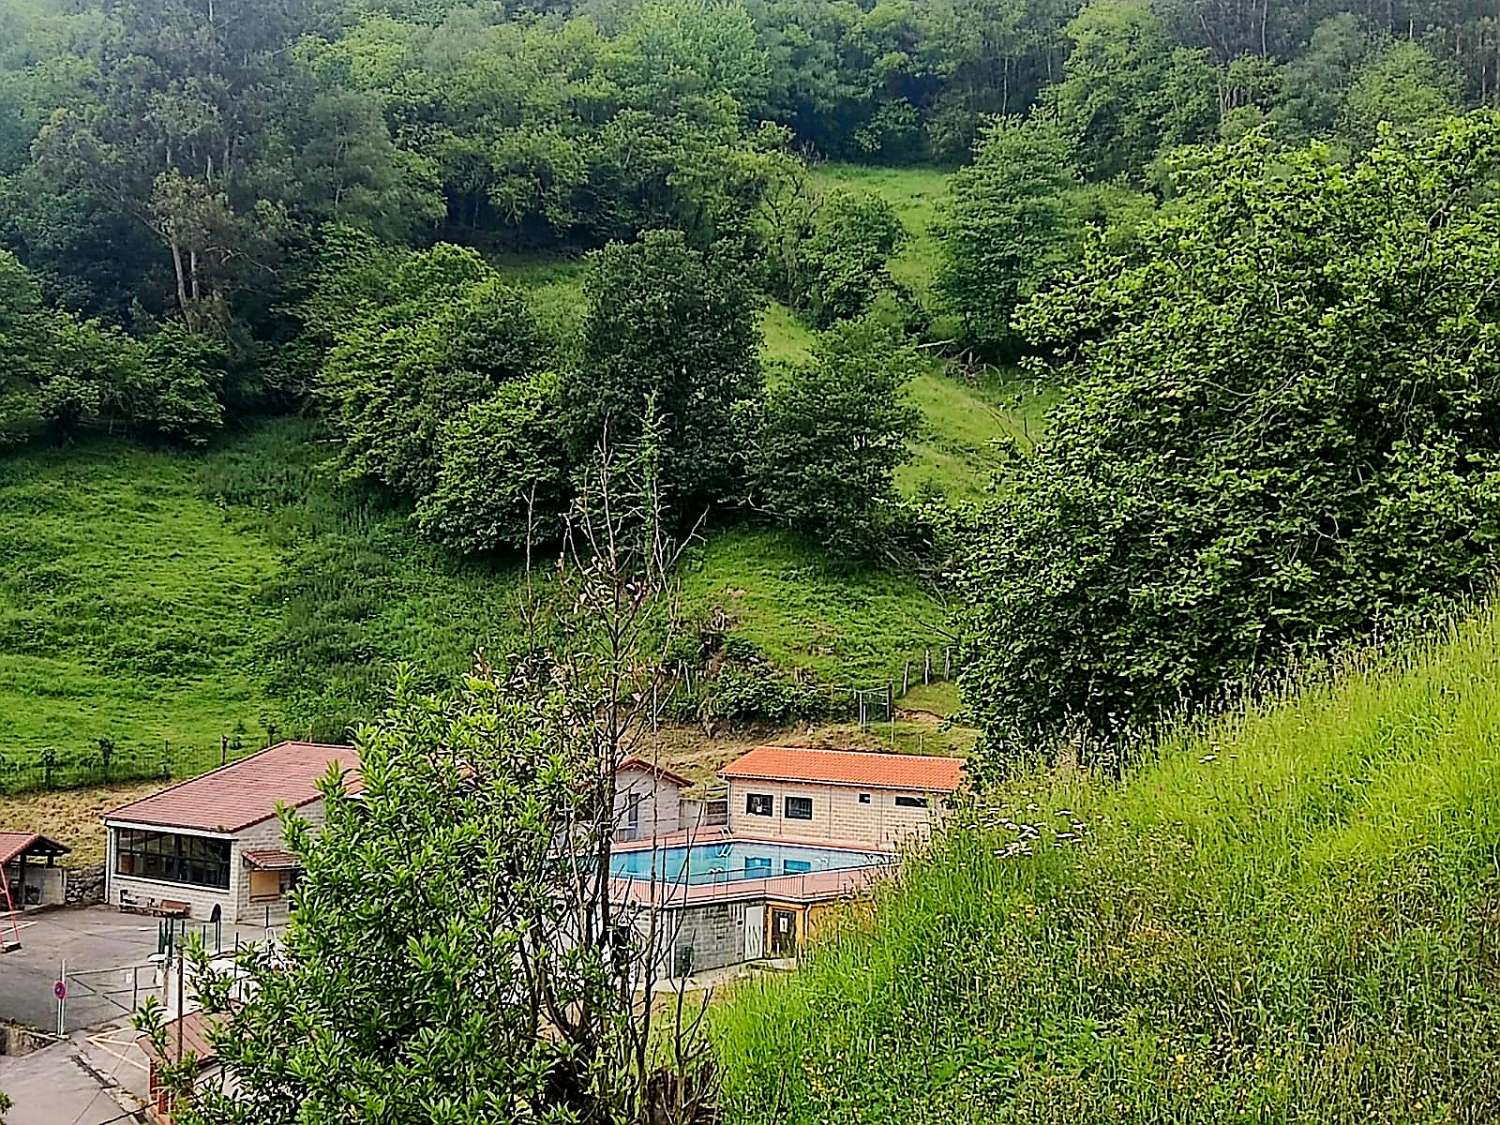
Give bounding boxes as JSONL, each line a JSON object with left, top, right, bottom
{"left": 103, "top": 742, "right": 358, "bottom": 925}
{"left": 723, "top": 745, "right": 963, "bottom": 850}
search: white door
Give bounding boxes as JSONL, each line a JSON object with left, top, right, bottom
{"left": 744, "top": 903, "right": 765, "bottom": 961}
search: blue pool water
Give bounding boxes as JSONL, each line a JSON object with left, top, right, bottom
{"left": 611, "top": 840, "right": 892, "bottom": 886}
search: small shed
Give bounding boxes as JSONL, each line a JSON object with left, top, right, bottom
{"left": 0, "top": 831, "right": 72, "bottom": 909}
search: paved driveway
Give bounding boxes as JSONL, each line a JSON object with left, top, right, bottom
{"left": 0, "top": 1029, "right": 149, "bottom": 1125}
{"left": 1, "top": 906, "right": 165, "bottom": 1032}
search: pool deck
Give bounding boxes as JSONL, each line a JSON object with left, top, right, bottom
{"left": 609, "top": 830, "right": 895, "bottom": 909}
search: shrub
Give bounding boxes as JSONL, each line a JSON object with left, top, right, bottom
{"left": 416, "top": 371, "right": 572, "bottom": 554}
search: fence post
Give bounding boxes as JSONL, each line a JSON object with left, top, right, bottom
{"left": 944, "top": 647, "right": 951, "bottom": 678}
{"left": 221, "top": 735, "right": 228, "bottom": 767}
{"left": 902, "top": 661, "right": 910, "bottom": 695}
{"left": 924, "top": 649, "right": 932, "bottom": 685}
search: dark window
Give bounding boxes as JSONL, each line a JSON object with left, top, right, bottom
{"left": 858, "top": 793, "right": 871, "bottom": 804}
{"left": 673, "top": 944, "right": 695, "bottom": 977}
{"left": 783, "top": 859, "right": 811, "bottom": 874}
{"left": 744, "top": 856, "right": 772, "bottom": 876}
{"left": 784, "top": 796, "right": 813, "bottom": 820}
{"left": 114, "top": 829, "right": 230, "bottom": 889}
{"left": 745, "top": 793, "right": 774, "bottom": 816}
{"left": 895, "top": 795, "right": 929, "bottom": 808}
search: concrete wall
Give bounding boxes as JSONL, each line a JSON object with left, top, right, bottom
{"left": 726, "top": 778, "right": 944, "bottom": 849}
{"left": 615, "top": 768, "right": 684, "bottom": 841}
{"left": 660, "top": 901, "right": 748, "bottom": 974}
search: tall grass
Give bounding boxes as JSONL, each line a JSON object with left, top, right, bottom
{"left": 713, "top": 608, "right": 1500, "bottom": 1123}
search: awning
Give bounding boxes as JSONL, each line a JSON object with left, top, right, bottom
{"left": 241, "top": 848, "right": 300, "bottom": 870}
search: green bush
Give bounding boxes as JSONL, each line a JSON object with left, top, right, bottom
{"left": 416, "top": 371, "right": 572, "bottom": 555}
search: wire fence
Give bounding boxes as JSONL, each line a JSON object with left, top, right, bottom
{"left": 0, "top": 734, "right": 278, "bottom": 797}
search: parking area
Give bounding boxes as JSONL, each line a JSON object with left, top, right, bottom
{"left": 1, "top": 904, "right": 272, "bottom": 1033}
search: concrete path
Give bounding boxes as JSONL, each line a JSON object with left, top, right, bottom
{"left": 0, "top": 1030, "right": 148, "bottom": 1124}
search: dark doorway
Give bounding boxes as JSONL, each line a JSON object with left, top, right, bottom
{"left": 769, "top": 908, "right": 798, "bottom": 957}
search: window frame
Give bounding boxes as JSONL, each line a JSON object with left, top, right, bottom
{"left": 113, "top": 828, "right": 231, "bottom": 890}
{"left": 745, "top": 793, "right": 774, "bottom": 817}
{"left": 784, "top": 795, "right": 814, "bottom": 821}
{"left": 894, "top": 794, "right": 929, "bottom": 809}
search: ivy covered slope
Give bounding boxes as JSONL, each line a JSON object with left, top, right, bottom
{"left": 714, "top": 607, "right": 1500, "bottom": 1123}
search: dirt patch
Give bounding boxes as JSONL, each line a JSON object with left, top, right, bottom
{"left": 0, "top": 781, "right": 163, "bottom": 866}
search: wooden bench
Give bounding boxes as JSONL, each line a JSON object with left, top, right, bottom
{"left": 118, "top": 890, "right": 190, "bottom": 918}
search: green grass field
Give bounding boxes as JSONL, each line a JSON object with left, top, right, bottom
{"left": 713, "top": 607, "right": 1500, "bottom": 1122}
{"left": 0, "top": 415, "right": 961, "bottom": 782}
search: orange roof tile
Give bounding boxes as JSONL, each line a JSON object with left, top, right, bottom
{"left": 105, "top": 742, "right": 360, "bottom": 834}
{"left": 720, "top": 746, "right": 964, "bottom": 793}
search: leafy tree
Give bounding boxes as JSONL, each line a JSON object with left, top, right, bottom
{"left": 0, "top": 247, "right": 138, "bottom": 443}
{"left": 1271, "top": 13, "right": 1371, "bottom": 143}
{"left": 955, "top": 115, "right": 1500, "bottom": 764}
{"left": 416, "top": 371, "right": 573, "bottom": 554}
{"left": 799, "top": 190, "right": 907, "bottom": 327}
{"left": 127, "top": 323, "right": 228, "bottom": 446}
{"left": 566, "top": 229, "right": 761, "bottom": 517}
{"left": 1045, "top": 0, "right": 1218, "bottom": 179}
{"left": 753, "top": 319, "right": 920, "bottom": 556}
{"left": 1341, "top": 39, "right": 1463, "bottom": 151}
{"left": 319, "top": 253, "right": 550, "bottom": 498}
{"left": 936, "top": 114, "right": 1081, "bottom": 355}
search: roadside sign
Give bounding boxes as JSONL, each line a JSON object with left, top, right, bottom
{"left": 53, "top": 979, "right": 66, "bottom": 1000}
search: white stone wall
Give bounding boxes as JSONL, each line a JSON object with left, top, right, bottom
{"left": 614, "top": 768, "right": 683, "bottom": 841}
{"left": 726, "top": 778, "right": 943, "bottom": 849}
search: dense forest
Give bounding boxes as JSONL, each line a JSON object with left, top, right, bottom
{"left": 3, "top": 0, "right": 1500, "bottom": 767}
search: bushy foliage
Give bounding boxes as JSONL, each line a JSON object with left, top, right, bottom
{"left": 416, "top": 371, "right": 572, "bottom": 554}
{"left": 566, "top": 229, "right": 761, "bottom": 517}
{"left": 128, "top": 324, "right": 228, "bottom": 446}
{"left": 954, "top": 114, "right": 1500, "bottom": 760}
{"left": 753, "top": 319, "right": 920, "bottom": 558}
{"left": 319, "top": 249, "right": 550, "bottom": 498}
{"left": 936, "top": 114, "right": 1082, "bottom": 355}
{"left": 799, "top": 190, "right": 906, "bottom": 328}
{"left": 1340, "top": 39, "right": 1463, "bottom": 150}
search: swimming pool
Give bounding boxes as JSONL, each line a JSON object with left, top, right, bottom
{"left": 611, "top": 840, "right": 892, "bottom": 886}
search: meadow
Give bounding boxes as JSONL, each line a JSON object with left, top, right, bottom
{"left": 714, "top": 606, "right": 1500, "bottom": 1123}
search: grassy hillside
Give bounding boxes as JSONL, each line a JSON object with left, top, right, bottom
{"left": 0, "top": 415, "right": 958, "bottom": 780}
{"left": 714, "top": 609, "right": 1500, "bottom": 1123}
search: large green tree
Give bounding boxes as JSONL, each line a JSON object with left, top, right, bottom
{"left": 318, "top": 247, "right": 550, "bottom": 498}
{"left": 936, "top": 113, "right": 1081, "bottom": 355}
{"left": 753, "top": 319, "right": 920, "bottom": 556}
{"left": 565, "top": 229, "right": 761, "bottom": 518}
{"left": 955, "top": 113, "right": 1500, "bottom": 764}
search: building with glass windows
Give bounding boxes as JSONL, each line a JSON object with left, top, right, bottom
{"left": 103, "top": 741, "right": 359, "bottom": 924}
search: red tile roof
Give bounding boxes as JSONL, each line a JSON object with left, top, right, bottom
{"left": 617, "top": 756, "right": 695, "bottom": 789}
{"left": 105, "top": 742, "right": 360, "bottom": 834}
{"left": 0, "top": 832, "right": 70, "bottom": 866}
{"left": 721, "top": 746, "right": 965, "bottom": 793}
{"left": 139, "top": 1009, "right": 218, "bottom": 1067}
